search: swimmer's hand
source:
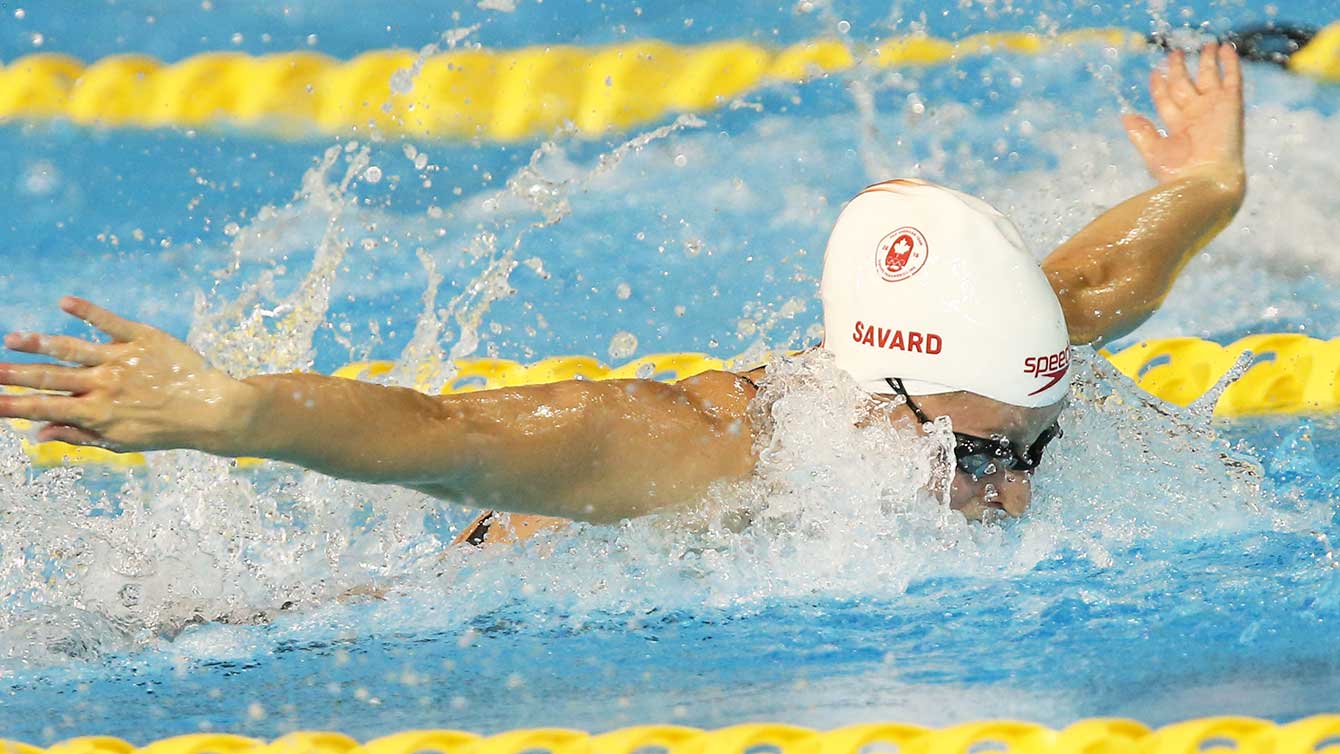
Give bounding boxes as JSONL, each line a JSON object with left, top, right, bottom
{"left": 0, "top": 297, "right": 252, "bottom": 453}
{"left": 1122, "top": 42, "right": 1245, "bottom": 191}
{"left": 1044, "top": 42, "right": 1248, "bottom": 346}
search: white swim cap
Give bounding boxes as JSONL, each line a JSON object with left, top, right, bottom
{"left": 820, "top": 179, "right": 1071, "bottom": 408}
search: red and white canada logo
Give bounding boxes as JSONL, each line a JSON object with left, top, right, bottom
{"left": 875, "top": 227, "right": 929, "bottom": 283}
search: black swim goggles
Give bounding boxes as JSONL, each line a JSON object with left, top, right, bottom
{"left": 884, "top": 378, "right": 1062, "bottom": 478}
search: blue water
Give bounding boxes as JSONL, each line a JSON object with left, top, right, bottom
{"left": 4, "top": 0, "right": 1340, "bottom": 743}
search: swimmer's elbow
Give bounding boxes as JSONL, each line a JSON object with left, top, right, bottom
{"left": 1048, "top": 259, "right": 1163, "bottom": 346}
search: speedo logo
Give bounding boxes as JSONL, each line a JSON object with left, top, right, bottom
{"left": 1024, "top": 348, "right": 1070, "bottom": 396}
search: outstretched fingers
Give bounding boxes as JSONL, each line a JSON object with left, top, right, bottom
{"left": 0, "top": 393, "right": 88, "bottom": 425}
{"left": 1164, "top": 49, "right": 1199, "bottom": 107}
{"left": 1220, "top": 43, "right": 1242, "bottom": 92}
{"left": 4, "top": 331, "right": 111, "bottom": 366}
{"left": 1149, "top": 68, "right": 1180, "bottom": 128}
{"left": 60, "top": 297, "right": 144, "bottom": 343}
{"left": 1197, "top": 43, "right": 1222, "bottom": 91}
{"left": 36, "top": 423, "right": 105, "bottom": 447}
{"left": 0, "top": 363, "right": 93, "bottom": 393}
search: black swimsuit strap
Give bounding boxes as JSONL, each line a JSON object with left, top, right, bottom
{"left": 463, "top": 511, "right": 496, "bottom": 547}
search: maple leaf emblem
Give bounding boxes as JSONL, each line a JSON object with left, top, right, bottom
{"left": 885, "top": 234, "right": 914, "bottom": 271}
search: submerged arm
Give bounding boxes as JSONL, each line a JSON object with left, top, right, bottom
{"left": 0, "top": 298, "right": 757, "bottom": 523}
{"left": 1043, "top": 43, "right": 1245, "bottom": 347}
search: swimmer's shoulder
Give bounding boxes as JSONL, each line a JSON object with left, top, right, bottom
{"left": 673, "top": 367, "right": 764, "bottom": 420}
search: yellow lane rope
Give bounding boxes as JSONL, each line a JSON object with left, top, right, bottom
{"left": 0, "top": 24, "right": 1336, "bottom": 140}
{"left": 6, "top": 716, "right": 1340, "bottom": 754}
{"left": 1, "top": 334, "right": 1337, "bottom": 468}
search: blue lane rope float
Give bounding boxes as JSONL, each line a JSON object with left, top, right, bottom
{"left": 2, "top": 334, "right": 1338, "bottom": 468}
{"left": 0, "top": 22, "right": 1335, "bottom": 140}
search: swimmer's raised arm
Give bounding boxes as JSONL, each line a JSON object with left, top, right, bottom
{"left": 0, "top": 297, "right": 757, "bottom": 523}
{"left": 1042, "top": 43, "right": 1245, "bottom": 346}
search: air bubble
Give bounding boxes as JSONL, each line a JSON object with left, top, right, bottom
{"left": 673, "top": 154, "right": 688, "bottom": 167}
{"left": 615, "top": 282, "right": 632, "bottom": 300}
{"left": 364, "top": 166, "right": 383, "bottom": 183}
{"left": 837, "top": 20, "right": 852, "bottom": 33}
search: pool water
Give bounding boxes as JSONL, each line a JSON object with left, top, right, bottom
{"left": 3, "top": 0, "right": 1340, "bottom": 742}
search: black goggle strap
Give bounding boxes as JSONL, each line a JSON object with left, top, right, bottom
{"left": 957, "top": 422, "right": 1062, "bottom": 473}
{"left": 885, "top": 378, "right": 933, "bottom": 425}
{"left": 886, "top": 377, "right": 1062, "bottom": 473}
{"left": 1025, "top": 421, "right": 1063, "bottom": 467}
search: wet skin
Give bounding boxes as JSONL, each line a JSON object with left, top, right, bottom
{"left": 891, "top": 391, "right": 1066, "bottom": 520}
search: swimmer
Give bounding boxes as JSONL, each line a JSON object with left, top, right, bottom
{"left": 0, "top": 45, "right": 1245, "bottom": 546}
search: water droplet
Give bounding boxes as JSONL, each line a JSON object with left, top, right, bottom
{"left": 20, "top": 160, "right": 58, "bottom": 196}
{"left": 608, "top": 332, "right": 638, "bottom": 360}
{"left": 14, "top": 8, "right": 26, "bottom": 19}
{"left": 30, "top": 32, "right": 43, "bottom": 47}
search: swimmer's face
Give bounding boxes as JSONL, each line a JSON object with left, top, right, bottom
{"left": 893, "top": 391, "right": 1066, "bottom": 521}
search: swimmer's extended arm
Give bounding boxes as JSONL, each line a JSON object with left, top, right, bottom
{"left": 1042, "top": 43, "right": 1245, "bottom": 347}
{"left": 0, "top": 298, "right": 756, "bottom": 523}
